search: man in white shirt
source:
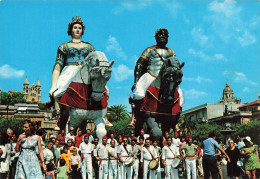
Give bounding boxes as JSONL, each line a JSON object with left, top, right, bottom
{"left": 107, "top": 133, "right": 118, "bottom": 146}
{"left": 153, "top": 140, "right": 162, "bottom": 179}
{"left": 129, "top": 137, "right": 140, "bottom": 179}
{"left": 141, "top": 138, "right": 157, "bottom": 179}
{"left": 0, "top": 144, "right": 9, "bottom": 178}
{"left": 43, "top": 141, "right": 54, "bottom": 164}
{"left": 172, "top": 131, "right": 181, "bottom": 147}
{"left": 117, "top": 136, "right": 132, "bottom": 179}
{"left": 94, "top": 135, "right": 109, "bottom": 179}
{"left": 137, "top": 129, "right": 150, "bottom": 143}
{"left": 79, "top": 135, "right": 93, "bottom": 179}
{"left": 162, "top": 137, "right": 180, "bottom": 179}
{"left": 108, "top": 140, "right": 118, "bottom": 179}
{"left": 65, "top": 127, "right": 75, "bottom": 144}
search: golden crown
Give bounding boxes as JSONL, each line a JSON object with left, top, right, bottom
{"left": 68, "top": 16, "right": 85, "bottom": 29}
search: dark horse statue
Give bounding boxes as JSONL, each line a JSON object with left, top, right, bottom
{"left": 131, "top": 55, "right": 184, "bottom": 143}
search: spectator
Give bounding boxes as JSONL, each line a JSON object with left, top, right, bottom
{"left": 57, "top": 159, "right": 68, "bottom": 179}
{"left": 74, "top": 129, "right": 84, "bottom": 148}
{"left": 225, "top": 139, "right": 241, "bottom": 179}
{"left": 65, "top": 127, "right": 75, "bottom": 144}
{"left": 60, "top": 146, "right": 71, "bottom": 165}
{"left": 236, "top": 135, "right": 245, "bottom": 150}
{"left": 137, "top": 129, "right": 149, "bottom": 143}
{"left": 241, "top": 136, "right": 260, "bottom": 179}
{"left": 46, "top": 163, "right": 56, "bottom": 179}
{"left": 202, "top": 132, "right": 230, "bottom": 179}
{"left": 44, "top": 141, "right": 55, "bottom": 165}
{"left": 53, "top": 140, "right": 61, "bottom": 165}
{"left": 57, "top": 130, "right": 65, "bottom": 145}
{"left": 107, "top": 133, "right": 118, "bottom": 146}
{"left": 9, "top": 134, "right": 19, "bottom": 179}
{"left": 86, "top": 129, "right": 94, "bottom": 143}
{"left": 69, "top": 148, "right": 81, "bottom": 179}
{"left": 172, "top": 131, "right": 181, "bottom": 147}
{"left": 0, "top": 132, "right": 9, "bottom": 179}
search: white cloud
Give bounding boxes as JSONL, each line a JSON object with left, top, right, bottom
{"left": 188, "top": 48, "right": 226, "bottom": 61}
{"left": 0, "top": 64, "right": 24, "bottom": 78}
{"left": 206, "top": 0, "right": 257, "bottom": 46}
{"left": 183, "top": 76, "right": 212, "bottom": 83}
{"left": 234, "top": 72, "right": 258, "bottom": 86}
{"left": 242, "top": 87, "right": 250, "bottom": 92}
{"left": 163, "top": 0, "right": 181, "bottom": 18}
{"left": 113, "top": 64, "right": 133, "bottom": 82}
{"left": 191, "top": 27, "right": 208, "bottom": 46}
{"left": 208, "top": 0, "right": 241, "bottom": 18}
{"left": 106, "top": 35, "right": 127, "bottom": 60}
{"left": 238, "top": 30, "right": 256, "bottom": 46}
{"left": 183, "top": 88, "right": 207, "bottom": 99}
{"left": 112, "top": 0, "right": 151, "bottom": 15}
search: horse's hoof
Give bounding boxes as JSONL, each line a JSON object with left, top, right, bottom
{"left": 106, "top": 123, "right": 113, "bottom": 127}
{"left": 54, "top": 126, "right": 60, "bottom": 131}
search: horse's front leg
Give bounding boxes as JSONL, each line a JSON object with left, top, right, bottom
{"left": 93, "top": 109, "right": 107, "bottom": 143}
{"left": 146, "top": 117, "right": 162, "bottom": 145}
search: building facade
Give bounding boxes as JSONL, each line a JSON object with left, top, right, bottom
{"left": 23, "top": 77, "right": 41, "bottom": 102}
{"left": 182, "top": 82, "right": 242, "bottom": 123}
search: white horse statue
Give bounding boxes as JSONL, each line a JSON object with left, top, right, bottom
{"left": 59, "top": 51, "right": 114, "bottom": 141}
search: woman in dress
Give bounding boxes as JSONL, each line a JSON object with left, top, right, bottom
{"left": 225, "top": 140, "right": 241, "bottom": 179}
{"left": 241, "top": 136, "right": 260, "bottom": 179}
{"left": 15, "top": 120, "right": 46, "bottom": 179}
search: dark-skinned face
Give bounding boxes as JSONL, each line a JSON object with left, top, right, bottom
{"left": 155, "top": 30, "right": 168, "bottom": 46}
{"left": 145, "top": 140, "right": 150, "bottom": 147}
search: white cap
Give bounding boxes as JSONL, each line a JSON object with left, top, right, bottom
{"left": 243, "top": 136, "right": 252, "bottom": 144}
{"left": 50, "top": 135, "right": 56, "bottom": 139}
{"left": 70, "top": 127, "right": 74, "bottom": 131}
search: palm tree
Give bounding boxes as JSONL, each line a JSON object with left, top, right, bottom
{"left": 178, "top": 114, "right": 196, "bottom": 136}
{"left": 107, "top": 104, "right": 130, "bottom": 122}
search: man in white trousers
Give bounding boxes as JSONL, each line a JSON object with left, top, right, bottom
{"left": 180, "top": 136, "right": 198, "bottom": 179}
{"left": 108, "top": 140, "right": 118, "bottom": 179}
{"left": 117, "top": 137, "right": 132, "bottom": 179}
{"left": 162, "top": 137, "right": 180, "bottom": 179}
{"left": 79, "top": 135, "right": 93, "bottom": 179}
{"left": 141, "top": 138, "right": 157, "bottom": 179}
{"left": 153, "top": 140, "right": 162, "bottom": 179}
{"left": 94, "top": 136, "right": 109, "bottom": 179}
{"left": 129, "top": 137, "right": 141, "bottom": 179}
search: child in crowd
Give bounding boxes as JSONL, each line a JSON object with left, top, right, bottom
{"left": 57, "top": 159, "right": 69, "bottom": 179}
{"left": 60, "top": 146, "right": 71, "bottom": 165}
{"left": 69, "top": 148, "right": 81, "bottom": 178}
{"left": 46, "top": 162, "right": 56, "bottom": 179}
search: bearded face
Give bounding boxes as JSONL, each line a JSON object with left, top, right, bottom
{"left": 155, "top": 29, "right": 169, "bottom": 46}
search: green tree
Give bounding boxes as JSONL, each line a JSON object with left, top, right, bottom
{"left": 9, "top": 92, "right": 26, "bottom": 105}
{"left": 178, "top": 114, "right": 196, "bottom": 137}
{"left": 0, "top": 117, "right": 24, "bottom": 136}
{"left": 1, "top": 91, "right": 26, "bottom": 105}
{"left": 107, "top": 104, "right": 130, "bottom": 122}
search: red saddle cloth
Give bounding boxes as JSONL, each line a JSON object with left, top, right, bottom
{"left": 141, "top": 85, "right": 180, "bottom": 115}
{"left": 59, "top": 82, "right": 108, "bottom": 110}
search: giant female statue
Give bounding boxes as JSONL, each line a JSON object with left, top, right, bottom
{"left": 48, "top": 16, "right": 113, "bottom": 131}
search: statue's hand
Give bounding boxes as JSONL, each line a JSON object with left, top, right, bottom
{"left": 131, "top": 83, "right": 136, "bottom": 92}
{"left": 49, "top": 87, "right": 56, "bottom": 97}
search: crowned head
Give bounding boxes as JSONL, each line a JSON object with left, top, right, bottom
{"left": 67, "top": 16, "right": 85, "bottom": 36}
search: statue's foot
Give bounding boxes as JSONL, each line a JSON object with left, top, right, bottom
{"left": 127, "top": 120, "right": 135, "bottom": 128}
{"left": 105, "top": 118, "right": 113, "bottom": 127}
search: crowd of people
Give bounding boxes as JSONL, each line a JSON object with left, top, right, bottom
{"left": 0, "top": 120, "right": 259, "bottom": 179}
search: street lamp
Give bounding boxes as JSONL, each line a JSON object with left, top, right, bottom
{"left": 6, "top": 105, "right": 9, "bottom": 120}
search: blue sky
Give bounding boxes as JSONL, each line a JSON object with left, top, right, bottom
{"left": 0, "top": 0, "right": 259, "bottom": 111}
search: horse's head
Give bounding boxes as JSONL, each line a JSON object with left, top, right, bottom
{"left": 86, "top": 51, "right": 114, "bottom": 101}
{"left": 159, "top": 56, "right": 184, "bottom": 105}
